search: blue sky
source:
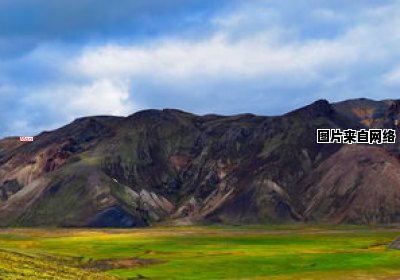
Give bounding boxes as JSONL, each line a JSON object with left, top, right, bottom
{"left": 1, "top": 0, "right": 400, "bottom": 137}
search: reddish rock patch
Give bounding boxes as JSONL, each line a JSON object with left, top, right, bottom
{"left": 170, "top": 155, "right": 190, "bottom": 171}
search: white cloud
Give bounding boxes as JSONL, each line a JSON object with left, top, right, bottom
{"left": 23, "top": 79, "right": 137, "bottom": 120}
{"left": 60, "top": 79, "right": 135, "bottom": 116}
{"left": 67, "top": 1, "right": 400, "bottom": 95}
{"left": 71, "top": 32, "right": 359, "bottom": 88}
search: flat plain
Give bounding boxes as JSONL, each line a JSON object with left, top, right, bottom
{"left": 1, "top": 226, "right": 400, "bottom": 279}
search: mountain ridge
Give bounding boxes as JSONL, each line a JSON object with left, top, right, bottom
{"left": 1, "top": 98, "right": 400, "bottom": 227}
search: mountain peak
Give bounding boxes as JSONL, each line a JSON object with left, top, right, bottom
{"left": 287, "top": 99, "right": 333, "bottom": 119}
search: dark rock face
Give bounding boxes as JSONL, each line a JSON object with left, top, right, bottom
{"left": 0, "top": 179, "right": 23, "bottom": 201}
{"left": 1, "top": 98, "right": 400, "bottom": 227}
{"left": 88, "top": 207, "right": 147, "bottom": 228}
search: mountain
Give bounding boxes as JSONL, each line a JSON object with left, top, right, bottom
{"left": 1, "top": 98, "right": 400, "bottom": 227}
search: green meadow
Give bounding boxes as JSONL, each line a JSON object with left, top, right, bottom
{"left": 1, "top": 226, "right": 400, "bottom": 279}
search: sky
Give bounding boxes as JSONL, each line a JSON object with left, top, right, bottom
{"left": 1, "top": 0, "right": 400, "bottom": 137}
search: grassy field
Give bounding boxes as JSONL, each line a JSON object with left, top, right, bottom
{"left": 1, "top": 226, "right": 400, "bottom": 279}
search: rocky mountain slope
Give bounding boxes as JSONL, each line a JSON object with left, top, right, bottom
{"left": 1, "top": 98, "right": 400, "bottom": 227}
